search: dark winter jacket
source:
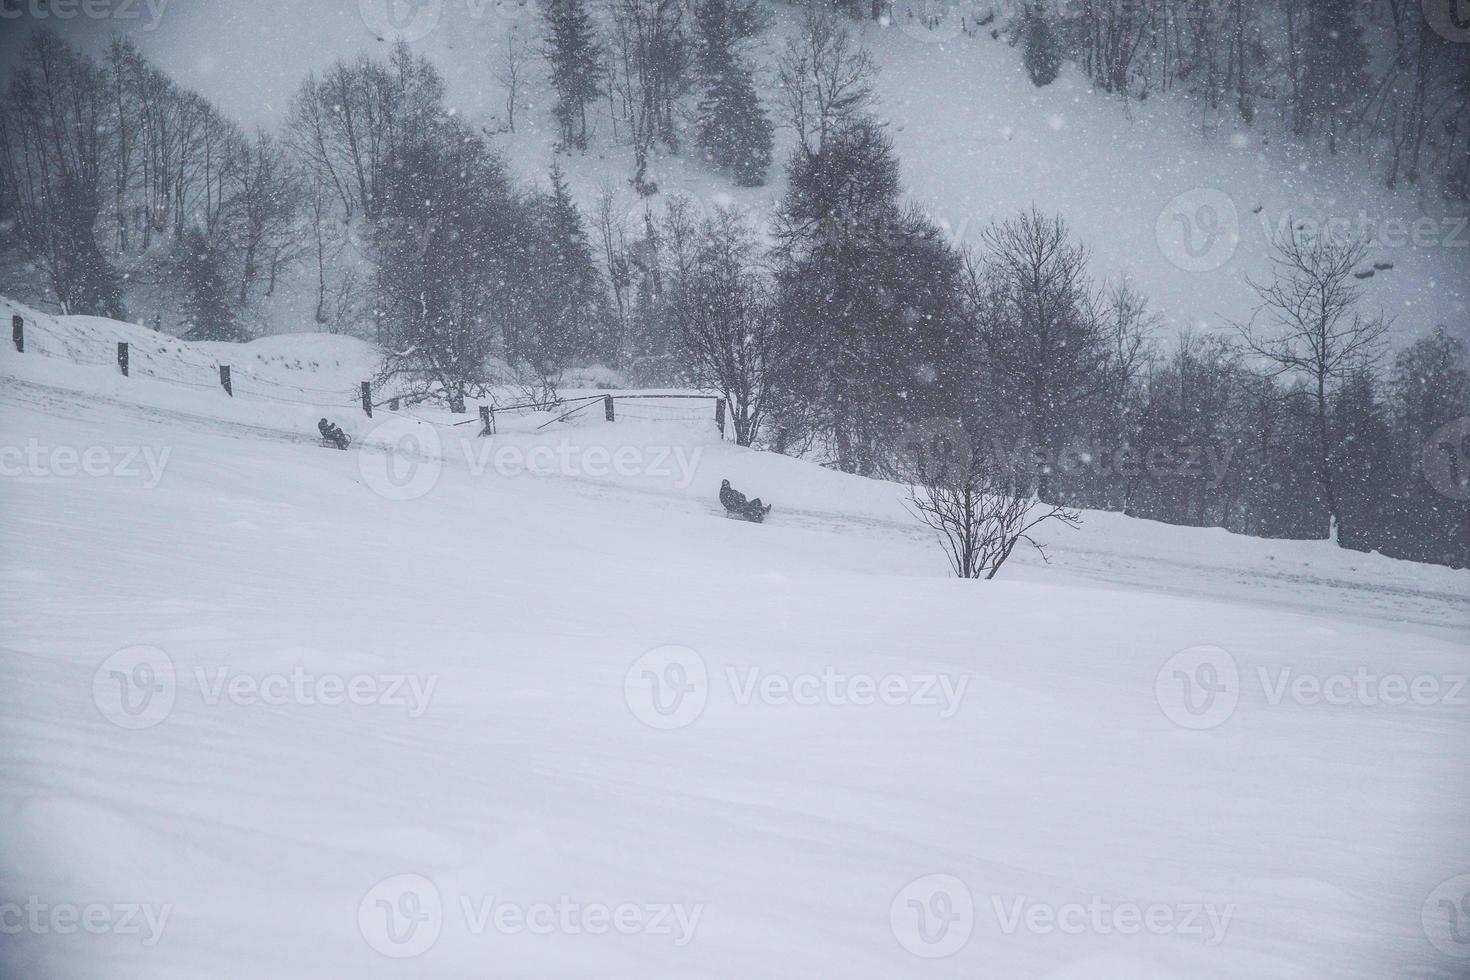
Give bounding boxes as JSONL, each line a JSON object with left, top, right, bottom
{"left": 720, "top": 480, "right": 769, "bottom": 520}
{"left": 318, "top": 419, "right": 349, "bottom": 449}
{"left": 719, "top": 480, "right": 748, "bottom": 512}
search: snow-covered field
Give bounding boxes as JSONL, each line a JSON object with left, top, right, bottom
{"left": 2, "top": 306, "right": 1469, "bottom": 978}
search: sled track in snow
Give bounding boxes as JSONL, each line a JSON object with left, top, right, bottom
{"left": 0, "top": 375, "right": 323, "bottom": 448}
{"left": 4, "top": 372, "right": 1465, "bottom": 639}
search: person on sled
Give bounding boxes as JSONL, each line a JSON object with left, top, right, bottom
{"left": 318, "top": 417, "right": 350, "bottom": 450}
{"left": 719, "top": 479, "right": 772, "bottom": 522}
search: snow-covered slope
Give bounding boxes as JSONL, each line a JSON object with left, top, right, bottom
{"left": 5, "top": 1, "right": 1463, "bottom": 345}
{"left": 2, "top": 308, "right": 1468, "bottom": 978}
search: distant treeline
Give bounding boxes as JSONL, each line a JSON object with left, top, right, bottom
{"left": 0, "top": 11, "right": 1465, "bottom": 567}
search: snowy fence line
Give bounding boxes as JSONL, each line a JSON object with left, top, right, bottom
{"left": 7, "top": 312, "right": 729, "bottom": 438}
{"left": 9, "top": 310, "right": 374, "bottom": 414}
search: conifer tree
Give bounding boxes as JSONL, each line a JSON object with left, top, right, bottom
{"left": 544, "top": 0, "right": 602, "bottom": 149}
{"left": 693, "top": 0, "right": 773, "bottom": 186}
{"left": 177, "top": 227, "right": 248, "bottom": 341}
{"left": 531, "top": 163, "right": 608, "bottom": 364}
{"left": 1021, "top": 1, "right": 1061, "bottom": 87}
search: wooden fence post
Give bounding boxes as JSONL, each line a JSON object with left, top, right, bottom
{"left": 604, "top": 394, "right": 615, "bottom": 422}
{"left": 219, "top": 365, "right": 232, "bottom": 396}
{"left": 479, "top": 404, "right": 495, "bottom": 436}
{"left": 11, "top": 315, "right": 21, "bottom": 353}
{"left": 361, "top": 381, "right": 373, "bottom": 418}
{"left": 715, "top": 398, "right": 726, "bottom": 439}
{"left": 117, "top": 342, "right": 129, "bottom": 376}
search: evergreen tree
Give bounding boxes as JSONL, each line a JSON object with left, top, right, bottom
{"left": 1021, "top": 1, "right": 1061, "bottom": 87}
{"left": 692, "top": 0, "right": 771, "bottom": 185}
{"left": 177, "top": 227, "right": 248, "bottom": 342}
{"left": 1328, "top": 367, "right": 1394, "bottom": 553}
{"left": 774, "top": 117, "right": 967, "bottom": 474}
{"left": 525, "top": 163, "right": 608, "bottom": 367}
{"left": 692, "top": 0, "right": 760, "bottom": 74}
{"left": 696, "top": 64, "right": 773, "bottom": 186}
{"left": 543, "top": 0, "right": 602, "bottom": 149}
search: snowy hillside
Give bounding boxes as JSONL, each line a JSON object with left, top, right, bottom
{"left": 3, "top": 0, "right": 1464, "bottom": 345}
{"left": 3, "top": 306, "right": 1468, "bottom": 978}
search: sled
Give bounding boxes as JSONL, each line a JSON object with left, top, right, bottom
{"left": 723, "top": 504, "right": 772, "bottom": 524}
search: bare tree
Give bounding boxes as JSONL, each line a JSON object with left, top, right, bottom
{"left": 594, "top": 180, "right": 633, "bottom": 364}
{"left": 234, "top": 131, "right": 304, "bottom": 306}
{"left": 1234, "top": 223, "right": 1391, "bottom": 544}
{"left": 495, "top": 28, "right": 532, "bottom": 133}
{"left": 905, "top": 434, "right": 1081, "bottom": 580}
{"left": 0, "top": 32, "right": 126, "bottom": 317}
{"left": 968, "top": 209, "right": 1111, "bottom": 500}
{"left": 285, "top": 44, "right": 445, "bottom": 221}
{"left": 672, "top": 207, "right": 780, "bottom": 446}
{"left": 775, "top": 10, "right": 874, "bottom": 160}
{"left": 609, "top": 0, "right": 689, "bottom": 192}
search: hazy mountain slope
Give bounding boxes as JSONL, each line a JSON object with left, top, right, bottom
{"left": 3, "top": 0, "right": 1463, "bottom": 343}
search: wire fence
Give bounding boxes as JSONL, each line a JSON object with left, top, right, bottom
{"left": 5, "top": 311, "right": 729, "bottom": 438}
